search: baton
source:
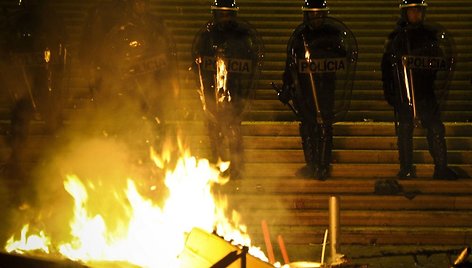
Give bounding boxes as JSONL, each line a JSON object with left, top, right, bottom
{"left": 302, "top": 35, "right": 323, "bottom": 125}
{"left": 403, "top": 29, "right": 420, "bottom": 127}
{"left": 195, "top": 56, "right": 218, "bottom": 123}
{"left": 393, "top": 108, "right": 399, "bottom": 137}
{"left": 195, "top": 57, "right": 208, "bottom": 112}
{"left": 20, "top": 66, "right": 38, "bottom": 114}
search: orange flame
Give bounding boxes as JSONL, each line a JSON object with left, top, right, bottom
{"left": 44, "top": 48, "right": 51, "bottom": 63}
{"left": 305, "top": 50, "right": 311, "bottom": 61}
{"left": 5, "top": 144, "right": 270, "bottom": 267}
{"left": 216, "top": 57, "right": 231, "bottom": 103}
{"left": 5, "top": 225, "right": 50, "bottom": 254}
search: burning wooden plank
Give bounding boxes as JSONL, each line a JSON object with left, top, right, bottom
{"left": 179, "top": 227, "right": 273, "bottom": 268}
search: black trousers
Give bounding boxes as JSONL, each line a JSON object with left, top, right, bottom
{"left": 395, "top": 98, "right": 448, "bottom": 170}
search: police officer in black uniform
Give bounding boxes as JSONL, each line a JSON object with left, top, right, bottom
{"left": 381, "top": 0, "right": 457, "bottom": 179}
{"left": 1, "top": 0, "right": 68, "bottom": 178}
{"left": 83, "top": 0, "right": 178, "bottom": 145}
{"left": 80, "top": 0, "right": 127, "bottom": 94}
{"left": 192, "top": 0, "right": 263, "bottom": 179}
{"left": 279, "top": 0, "right": 356, "bottom": 180}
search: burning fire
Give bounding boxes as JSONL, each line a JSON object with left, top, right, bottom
{"left": 5, "top": 225, "right": 50, "bottom": 254}
{"left": 4, "top": 143, "right": 270, "bottom": 267}
{"left": 216, "top": 56, "right": 231, "bottom": 103}
{"left": 305, "top": 49, "right": 311, "bottom": 61}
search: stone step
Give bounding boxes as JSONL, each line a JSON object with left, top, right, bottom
{"left": 4, "top": 133, "right": 472, "bottom": 149}
{"left": 247, "top": 226, "right": 472, "bottom": 247}
{"left": 0, "top": 120, "right": 470, "bottom": 136}
{"left": 4, "top": 142, "right": 471, "bottom": 165}
{"left": 6, "top": 160, "right": 471, "bottom": 180}
{"left": 242, "top": 110, "right": 472, "bottom": 122}
{"left": 229, "top": 194, "right": 472, "bottom": 210}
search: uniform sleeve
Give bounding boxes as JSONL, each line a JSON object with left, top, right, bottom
{"left": 282, "top": 56, "right": 293, "bottom": 89}
{"left": 280, "top": 38, "right": 296, "bottom": 104}
{"left": 381, "top": 35, "right": 396, "bottom": 106}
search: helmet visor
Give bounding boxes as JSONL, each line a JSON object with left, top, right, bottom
{"left": 399, "top": 2, "right": 427, "bottom": 8}
{"left": 211, "top": 5, "right": 239, "bottom": 11}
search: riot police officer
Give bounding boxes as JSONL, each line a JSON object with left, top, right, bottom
{"left": 192, "top": 0, "right": 263, "bottom": 179}
{"left": 381, "top": 0, "right": 458, "bottom": 180}
{"left": 82, "top": 0, "right": 178, "bottom": 146}
{"left": 1, "top": 0, "right": 68, "bottom": 178}
{"left": 278, "top": 0, "right": 357, "bottom": 180}
{"left": 79, "top": 0, "right": 127, "bottom": 94}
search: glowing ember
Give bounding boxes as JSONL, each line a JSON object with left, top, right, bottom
{"left": 5, "top": 144, "right": 270, "bottom": 267}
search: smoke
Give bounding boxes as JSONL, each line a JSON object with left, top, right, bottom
{"left": 32, "top": 136, "right": 146, "bottom": 242}
{"left": 0, "top": 59, "right": 188, "bottom": 244}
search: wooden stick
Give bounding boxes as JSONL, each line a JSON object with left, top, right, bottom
{"left": 321, "top": 229, "right": 328, "bottom": 265}
{"left": 277, "top": 234, "right": 290, "bottom": 264}
{"left": 261, "top": 220, "right": 275, "bottom": 264}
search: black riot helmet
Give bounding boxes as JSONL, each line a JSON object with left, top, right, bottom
{"left": 302, "top": 0, "right": 329, "bottom": 11}
{"left": 302, "top": 0, "right": 329, "bottom": 28}
{"left": 399, "top": 0, "right": 427, "bottom": 25}
{"left": 211, "top": 0, "right": 239, "bottom": 11}
{"left": 399, "top": 0, "right": 427, "bottom": 9}
{"left": 211, "top": 0, "right": 238, "bottom": 24}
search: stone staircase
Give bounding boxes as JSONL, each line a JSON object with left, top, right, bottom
{"left": 0, "top": 0, "right": 471, "bottom": 266}
{"left": 151, "top": 1, "right": 472, "bottom": 262}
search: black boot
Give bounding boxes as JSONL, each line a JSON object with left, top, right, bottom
{"left": 433, "top": 166, "right": 458, "bottom": 180}
{"left": 296, "top": 165, "right": 317, "bottom": 178}
{"left": 427, "top": 124, "right": 458, "bottom": 180}
{"left": 297, "top": 122, "right": 318, "bottom": 178}
{"left": 316, "top": 123, "right": 333, "bottom": 181}
{"left": 317, "top": 166, "right": 330, "bottom": 181}
{"left": 397, "top": 122, "right": 416, "bottom": 179}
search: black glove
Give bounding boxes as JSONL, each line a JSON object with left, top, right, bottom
{"left": 278, "top": 84, "right": 292, "bottom": 104}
